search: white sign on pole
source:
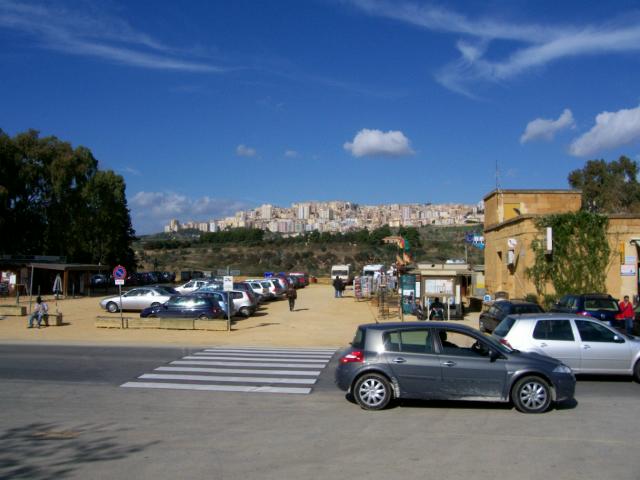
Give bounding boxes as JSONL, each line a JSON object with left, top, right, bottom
{"left": 223, "top": 276, "right": 234, "bottom": 291}
{"left": 115, "top": 279, "right": 125, "bottom": 286}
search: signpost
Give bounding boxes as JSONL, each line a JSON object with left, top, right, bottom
{"left": 113, "top": 265, "right": 127, "bottom": 328}
{"left": 223, "top": 275, "right": 233, "bottom": 331}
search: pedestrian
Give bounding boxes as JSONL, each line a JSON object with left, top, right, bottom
{"left": 286, "top": 284, "right": 297, "bottom": 311}
{"left": 619, "top": 295, "right": 634, "bottom": 334}
{"left": 28, "top": 296, "right": 48, "bottom": 328}
{"left": 333, "top": 277, "right": 343, "bottom": 298}
{"left": 339, "top": 278, "right": 346, "bottom": 298}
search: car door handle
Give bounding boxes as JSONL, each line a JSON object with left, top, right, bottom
{"left": 539, "top": 342, "right": 548, "bottom": 347}
{"left": 392, "top": 357, "right": 407, "bottom": 364}
{"left": 442, "top": 361, "right": 456, "bottom": 367}
{"left": 582, "top": 345, "right": 591, "bottom": 350}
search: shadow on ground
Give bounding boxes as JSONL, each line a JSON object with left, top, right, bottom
{"left": 0, "top": 422, "right": 159, "bottom": 479}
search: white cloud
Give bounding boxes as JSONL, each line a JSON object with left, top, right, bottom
{"left": 520, "top": 109, "right": 575, "bottom": 144}
{"left": 236, "top": 144, "right": 257, "bottom": 157}
{"left": 349, "top": 0, "right": 640, "bottom": 97}
{"left": 570, "top": 105, "right": 640, "bottom": 157}
{"left": 0, "top": 0, "right": 227, "bottom": 72}
{"left": 130, "top": 191, "right": 251, "bottom": 234}
{"left": 284, "top": 149, "right": 298, "bottom": 158}
{"left": 344, "top": 128, "right": 414, "bottom": 157}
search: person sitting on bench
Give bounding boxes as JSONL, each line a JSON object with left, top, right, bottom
{"left": 28, "top": 296, "right": 49, "bottom": 328}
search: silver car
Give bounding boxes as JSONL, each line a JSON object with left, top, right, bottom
{"left": 493, "top": 313, "right": 640, "bottom": 381}
{"left": 99, "top": 287, "right": 174, "bottom": 313}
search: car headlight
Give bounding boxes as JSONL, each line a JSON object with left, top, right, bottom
{"left": 553, "top": 364, "right": 573, "bottom": 374}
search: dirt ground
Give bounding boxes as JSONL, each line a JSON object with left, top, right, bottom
{"left": 0, "top": 284, "right": 479, "bottom": 348}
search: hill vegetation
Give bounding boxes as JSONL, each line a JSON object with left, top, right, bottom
{"left": 135, "top": 225, "right": 484, "bottom": 276}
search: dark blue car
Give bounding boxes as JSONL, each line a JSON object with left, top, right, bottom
{"left": 140, "top": 295, "right": 223, "bottom": 319}
{"left": 550, "top": 294, "right": 621, "bottom": 324}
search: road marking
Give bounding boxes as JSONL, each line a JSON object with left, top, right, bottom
{"left": 121, "top": 346, "right": 336, "bottom": 396}
{"left": 195, "top": 351, "right": 333, "bottom": 359}
{"left": 155, "top": 366, "right": 321, "bottom": 376}
{"left": 121, "top": 382, "right": 312, "bottom": 394}
{"left": 183, "top": 355, "right": 328, "bottom": 363}
{"left": 171, "top": 360, "right": 326, "bottom": 368}
{"left": 139, "top": 373, "right": 317, "bottom": 384}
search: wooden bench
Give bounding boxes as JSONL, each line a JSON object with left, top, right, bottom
{"left": 42, "top": 312, "right": 64, "bottom": 326}
{"left": 0, "top": 305, "right": 27, "bottom": 316}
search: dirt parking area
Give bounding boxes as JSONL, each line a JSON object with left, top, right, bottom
{"left": 0, "top": 284, "right": 479, "bottom": 347}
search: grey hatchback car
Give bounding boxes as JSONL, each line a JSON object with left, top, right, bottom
{"left": 335, "top": 322, "right": 575, "bottom": 413}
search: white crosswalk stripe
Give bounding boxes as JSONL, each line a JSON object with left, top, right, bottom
{"left": 121, "top": 346, "right": 336, "bottom": 395}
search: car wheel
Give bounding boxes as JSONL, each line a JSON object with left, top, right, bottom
{"left": 353, "top": 373, "right": 392, "bottom": 410}
{"left": 240, "top": 307, "right": 250, "bottom": 318}
{"left": 512, "top": 376, "right": 552, "bottom": 413}
{"left": 198, "top": 314, "right": 209, "bottom": 320}
{"left": 106, "top": 302, "right": 119, "bottom": 313}
{"left": 633, "top": 360, "right": 640, "bottom": 383}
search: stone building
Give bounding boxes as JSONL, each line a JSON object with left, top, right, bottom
{"left": 484, "top": 189, "right": 640, "bottom": 300}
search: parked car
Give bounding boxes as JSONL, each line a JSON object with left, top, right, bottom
{"left": 192, "top": 291, "right": 234, "bottom": 317}
{"left": 492, "top": 313, "right": 640, "bottom": 381}
{"left": 245, "top": 281, "right": 270, "bottom": 302}
{"left": 228, "top": 290, "right": 258, "bottom": 317}
{"left": 150, "top": 285, "right": 180, "bottom": 295}
{"left": 479, "top": 300, "right": 544, "bottom": 333}
{"left": 289, "top": 272, "right": 309, "bottom": 287}
{"left": 175, "top": 279, "right": 210, "bottom": 294}
{"left": 140, "top": 295, "right": 223, "bottom": 319}
{"left": 193, "top": 286, "right": 257, "bottom": 318}
{"left": 247, "top": 278, "right": 284, "bottom": 300}
{"left": 549, "top": 293, "right": 620, "bottom": 324}
{"left": 90, "top": 274, "right": 109, "bottom": 288}
{"left": 99, "top": 287, "right": 174, "bottom": 313}
{"left": 335, "top": 322, "right": 575, "bottom": 413}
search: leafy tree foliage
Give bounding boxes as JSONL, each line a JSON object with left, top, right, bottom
{"left": 526, "top": 211, "right": 611, "bottom": 302}
{"left": 568, "top": 156, "right": 640, "bottom": 213}
{"left": 0, "top": 129, "right": 135, "bottom": 268}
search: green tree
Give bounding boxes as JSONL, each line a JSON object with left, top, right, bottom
{"left": 526, "top": 211, "right": 611, "bottom": 302}
{"left": 568, "top": 156, "right": 640, "bottom": 213}
{"left": 0, "top": 129, "right": 135, "bottom": 268}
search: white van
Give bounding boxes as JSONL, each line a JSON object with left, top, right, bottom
{"left": 362, "top": 264, "right": 385, "bottom": 277}
{"left": 331, "top": 264, "right": 353, "bottom": 283}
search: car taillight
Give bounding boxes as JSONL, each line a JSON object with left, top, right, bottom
{"left": 499, "top": 338, "right": 513, "bottom": 349}
{"left": 340, "top": 350, "right": 364, "bottom": 364}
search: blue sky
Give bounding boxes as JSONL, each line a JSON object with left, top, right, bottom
{"left": 3, "top": 0, "right": 640, "bottom": 233}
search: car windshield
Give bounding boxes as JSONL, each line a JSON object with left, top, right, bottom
{"left": 483, "top": 332, "right": 514, "bottom": 353}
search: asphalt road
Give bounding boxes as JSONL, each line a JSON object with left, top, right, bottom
{"left": 1, "top": 344, "right": 639, "bottom": 480}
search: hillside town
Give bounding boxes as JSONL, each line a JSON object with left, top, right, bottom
{"left": 164, "top": 200, "right": 485, "bottom": 234}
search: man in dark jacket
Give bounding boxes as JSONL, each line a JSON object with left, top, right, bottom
{"left": 286, "top": 285, "right": 297, "bottom": 311}
{"left": 333, "top": 277, "right": 343, "bottom": 298}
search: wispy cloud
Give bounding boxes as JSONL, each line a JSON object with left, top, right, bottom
{"left": 130, "top": 191, "right": 252, "bottom": 234}
{"left": 344, "top": 128, "right": 415, "bottom": 157}
{"left": 348, "top": 0, "right": 640, "bottom": 96}
{"left": 0, "top": 0, "right": 228, "bottom": 72}
{"left": 284, "top": 149, "right": 299, "bottom": 158}
{"left": 570, "top": 104, "right": 640, "bottom": 157}
{"left": 521, "top": 109, "right": 575, "bottom": 144}
{"left": 236, "top": 144, "right": 257, "bottom": 157}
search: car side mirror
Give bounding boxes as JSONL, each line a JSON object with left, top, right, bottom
{"left": 613, "top": 335, "right": 625, "bottom": 343}
{"left": 489, "top": 349, "right": 500, "bottom": 362}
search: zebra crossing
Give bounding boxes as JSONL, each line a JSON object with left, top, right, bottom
{"left": 121, "top": 346, "right": 336, "bottom": 395}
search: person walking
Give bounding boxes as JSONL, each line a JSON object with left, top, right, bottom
{"left": 286, "top": 284, "right": 297, "bottom": 312}
{"left": 28, "top": 296, "right": 48, "bottom": 328}
{"left": 333, "top": 277, "right": 343, "bottom": 298}
{"left": 619, "top": 295, "right": 634, "bottom": 334}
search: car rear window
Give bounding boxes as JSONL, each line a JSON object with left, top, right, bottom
{"left": 351, "top": 327, "right": 365, "bottom": 349}
{"left": 494, "top": 316, "right": 516, "bottom": 337}
{"left": 584, "top": 298, "right": 619, "bottom": 311}
{"left": 533, "top": 320, "right": 574, "bottom": 341}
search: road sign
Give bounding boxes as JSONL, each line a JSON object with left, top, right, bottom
{"left": 113, "top": 265, "right": 127, "bottom": 280}
{"left": 115, "top": 279, "right": 125, "bottom": 286}
{"left": 483, "top": 294, "right": 492, "bottom": 302}
{"left": 223, "top": 276, "right": 233, "bottom": 292}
